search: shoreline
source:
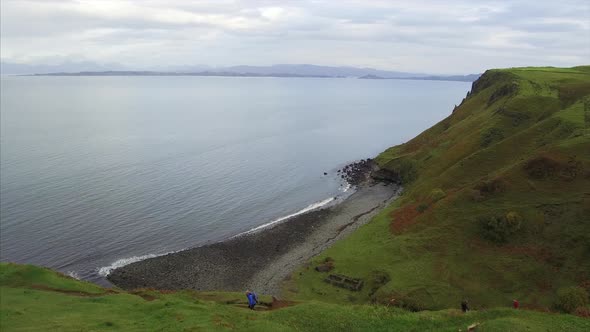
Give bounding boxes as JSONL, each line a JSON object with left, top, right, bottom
{"left": 107, "top": 180, "right": 401, "bottom": 295}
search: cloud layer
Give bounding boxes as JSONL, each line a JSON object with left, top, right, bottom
{"left": 1, "top": 0, "right": 589, "bottom": 74}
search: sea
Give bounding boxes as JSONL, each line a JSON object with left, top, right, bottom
{"left": 0, "top": 76, "right": 470, "bottom": 285}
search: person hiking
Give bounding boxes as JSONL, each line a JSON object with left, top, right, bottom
{"left": 246, "top": 290, "right": 258, "bottom": 310}
{"left": 461, "top": 299, "right": 469, "bottom": 313}
{"left": 513, "top": 299, "right": 519, "bottom": 309}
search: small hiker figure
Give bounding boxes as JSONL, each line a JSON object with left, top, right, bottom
{"left": 461, "top": 299, "right": 469, "bottom": 313}
{"left": 513, "top": 299, "right": 519, "bottom": 309}
{"left": 246, "top": 290, "right": 258, "bottom": 310}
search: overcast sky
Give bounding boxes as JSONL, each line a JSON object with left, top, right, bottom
{"left": 1, "top": 0, "right": 589, "bottom": 74}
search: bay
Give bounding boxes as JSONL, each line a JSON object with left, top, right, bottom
{"left": 0, "top": 76, "right": 470, "bottom": 285}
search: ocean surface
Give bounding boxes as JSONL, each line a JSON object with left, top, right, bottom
{"left": 0, "top": 76, "right": 470, "bottom": 285}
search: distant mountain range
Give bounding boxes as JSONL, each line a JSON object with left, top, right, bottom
{"left": 359, "top": 73, "right": 480, "bottom": 82}
{"left": 0, "top": 61, "right": 481, "bottom": 82}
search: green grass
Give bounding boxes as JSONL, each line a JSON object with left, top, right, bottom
{"left": 2, "top": 263, "right": 589, "bottom": 331}
{"left": 287, "top": 66, "right": 590, "bottom": 312}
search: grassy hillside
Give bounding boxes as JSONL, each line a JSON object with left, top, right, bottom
{"left": 285, "top": 66, "right": 590, "bottom": 312}
{"left": 2, "top": 263, "right": 589, "bottom": 331}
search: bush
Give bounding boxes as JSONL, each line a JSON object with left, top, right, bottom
{"left": 366, "top": 271, "right": 391, "bottom": 297}
{"left": 480, "top": 127, "right": 505, "bottom": 147}
{"left": 556, "top": 287, "right": 589, "bottom": 313}
{"left": 505, "top": 211, "right": 524, "bottom": 225}
{"left": 429, "top": 188, "right": 446, "bottom": 202}
{"left": 574, "top": 306, "right": 590, "bottom": 318}
{"left": 382, "top": 158, "right": 418, "bottom": 184}
{"left": 478, "top": 212, "right": 522, "bottom": 243}
{"left": 416, "top": 204, "right": 429, "bottom": 213}
{"left": 524, "top": 156, "right": 560, "bottom": 179}
{"left": 397, "top": 159, "right": 418, "bottom": 184}
{"left": 474, "top": 178, "right": 507, "bottom": 197}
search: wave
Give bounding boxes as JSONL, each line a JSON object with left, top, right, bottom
{"left": 98, "top": 253, "right": 169, "bottom": 277}
{"left": 238, "top": 196, "right": 336, "bottom": 236}
{"left": 340, "top": 183, "right": 352, "bottom": 192}
{"left": 98, "top": 184, "right": 351, "bottom": 277}
{"left": 67, "top": 271, "right": 81, "bottom": 280}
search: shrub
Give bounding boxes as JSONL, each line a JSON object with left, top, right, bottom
{"left": 395, "top": 297, "right": 424, "bottom": 312}
{"left": 556, "top": 287, "right": 589, "bottom": 313}
{"left": 429, "top": 188, "right": 446, "bottom": 202}
{"left": 382, "top": 158, "right": 418, "bottom": 184}
{"left": 416, "top": 204, "right": 429, "bottom": 213}
{"left": 524, "top": 157, "right": 560, "bottom": 179}
{"left": 398, "top": 159, "right": 418, "bottom": 184}
{"left": 574, "top": 306, "right": 590, "bottom": 318}
{"left": 478, "top": 212, "right": 522, "bottom": 243}
{"left": 474, "top": 178, "right": 507, "bottom": 197}
{"left": 468, "top": 189, "right": 484, "bottom": 202}
{"left": 505, "top": 211, "right": 524, "bottom": 225}
{"left": 367, "top": 271, "right": 391, "bottom": 297}
{"left": 480, "top": 127, "right": 505, "bottom": 147}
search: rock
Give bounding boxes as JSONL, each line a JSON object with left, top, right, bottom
{"left": 315, "top": 264, "right": 333, "bottom": 272}
{"left": 323, "top": 172, "right": 328, "bottom": 175}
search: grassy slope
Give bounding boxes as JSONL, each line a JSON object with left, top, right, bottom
{"left": 2, "top": 263, "right": 589, "bottom": 331}
{"left": 285, "top": 66, "right": 590, "bottom": 311}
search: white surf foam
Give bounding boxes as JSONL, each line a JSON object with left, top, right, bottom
{"left": 66, "top": 271, "right": 81, "bottom": 280}
{"left": 239, "top": 196, "right": 336, "bottom": 236}
{"left": 99, "top": 191, "right": 347, "bottom": 276}
{"left": 340, "top": 183, "right": 352, "bottom": 192}
{"left": 98, "top": 253, "right": 165, "bottom": 277}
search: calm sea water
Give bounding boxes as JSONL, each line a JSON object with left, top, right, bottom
{"left": 0, "top": 76, "right": 470, "bottom": 285}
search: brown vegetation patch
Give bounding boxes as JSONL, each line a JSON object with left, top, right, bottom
{"left": 524, "top": 156, "right": 583, "bottom": 181}
{"left": 30, "top": 285, "right": 118, "bottom": 297}
{"left": 497, "top": 244, "right": 552, "bottom": 262}
{"left": 574, "top": 306, "right": 590, "bottom": 318}
{"left": 468, "top": 239, "right": 552, "bottom": 262}
{"left": 130, "top": 290, "right": 158, "bottom": 301}
{"left": 473, "top": 178, "right": 508, "bottom": 199}
{"left": 390, "top": 203, "right": 422, "bottom": 235}
{"left": 269, "top": 296, "right": 297, "bottom": 310}
{"left": 213, "top": 315, "right": 235, "bottom": 329}
{"left": 558, "top": 82, "right": 590, "bottom": 106}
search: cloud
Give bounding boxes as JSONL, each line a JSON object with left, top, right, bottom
{"left": 1, "top": 0, "right": 588, "bottom": 74}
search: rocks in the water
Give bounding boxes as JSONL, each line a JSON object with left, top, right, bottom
{"left": 323, "top": 172, "right": 328, "bottom": 175}
{"left": 338, "top": 158, "right": 376, "bottom": 185}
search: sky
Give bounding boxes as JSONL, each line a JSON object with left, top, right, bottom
{"left": 1, "top": 0, "right": 589, "bottom": 74}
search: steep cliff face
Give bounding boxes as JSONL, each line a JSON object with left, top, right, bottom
{"left": 291, "top": 66, "right": 590, "bottom": 310}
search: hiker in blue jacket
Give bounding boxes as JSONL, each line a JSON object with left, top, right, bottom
{"left": 246, "top": 290, "right": 258, "bottom": 310}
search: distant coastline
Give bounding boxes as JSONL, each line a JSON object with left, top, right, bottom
{"left": 358, "top": 73, "right": 480, "bottom": 82}
{"left": 24, "top": 70, "right": 480, "bottom": 82}
{"left": 27, "top": 71, "right": 342, "bottom": 79}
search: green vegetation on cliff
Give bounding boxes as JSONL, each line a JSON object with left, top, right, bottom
{"left": 2, "top": 66, "right": 589, "bottom": 331}
{"left": 286, "top": 66, "right": 590, "bottom": 312}
{"left": 2, "top": 263, "right": 589, "bottom": 331}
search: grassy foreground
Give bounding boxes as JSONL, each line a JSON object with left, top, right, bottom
{"left": 286, "top": 66, "right": 590, "bottom": 311}
{"left": 1, "top": 263, "right": 589, "bottom": 331}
